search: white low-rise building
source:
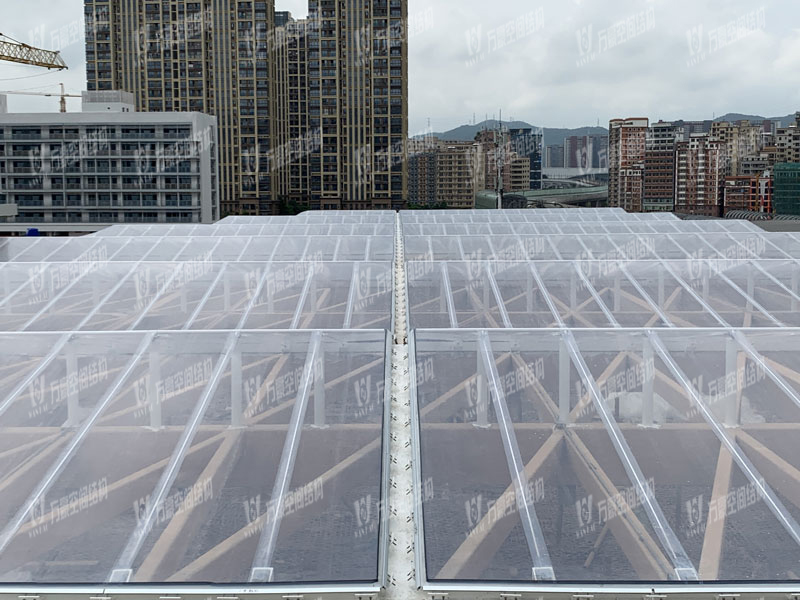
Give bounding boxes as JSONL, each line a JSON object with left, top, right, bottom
{"left": 0, "top": 91, "right": 219, "bottom": 233}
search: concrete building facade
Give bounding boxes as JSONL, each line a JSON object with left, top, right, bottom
{"left": 723, "top": 174, "right": 772, "bottom": 215}
{"left": 84, "top": 0, "right": 408, "bottom": 215}
{"left": 608, "top": 118, "right": 648, "bottom": 212}
{"left": 0, "top": 92, "right": 219, "bottom": 228}
{"left": 84, "top": 0, "right": 279, "bottom": 216}
{"left": 675, "top": 133, "right": 726, "bottom": 217}
{"left": 776, "top": 114, "right": 800, "bottom": 164}
{"left": 508, "top": 128, "right": 542, "bottom": 190}
{"left": 710, "top": 121, "right": 762, "bottom": 176}
{"left": 643, "top": 122, "right": 683, "bottom": 212}
{"left": 407, "top": 140, "right": 480, "bottom": 209}
{"left": 306, "top": 0, "right": 408, "bottom": 210}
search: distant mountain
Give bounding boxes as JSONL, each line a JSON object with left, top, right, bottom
{"left": 714, "top": 113, "right": 798, "bottom": 127}
{"left": 425, "top": 113, "right": 800, "bottom": 145}
{"left": 424, "top": 119, "right": 608, "bottom": 145}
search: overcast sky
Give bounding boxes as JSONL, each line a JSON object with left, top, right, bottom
{"left": 2, "top": 0, "right": 799, "bottom": 134}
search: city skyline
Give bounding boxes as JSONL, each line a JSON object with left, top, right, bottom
{"left": 2, "top": 0, "right": 799, "bottom": 133}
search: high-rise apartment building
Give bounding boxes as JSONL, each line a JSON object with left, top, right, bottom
{"left": 723, "top": 174, "right": 772, "bottom": 215}
{"left": 407, "top": 151, "right": 436, "bottom": 205}
{"left": 508, "top": 128, "right": 542, "bottom": 190}
{"left": 475, "top": 130, "right": 531, "bottom": 195}
{"left": 675, "top": 133, "right": 726, "bottom": 217}
{"left": 84, "top": 0, "right": 408, "bottom": 215}
{"left": 505, "top": 153, "right": 531, "bottom": 192}
{"left": 274, "top": 16, "right": 315, "bottom": 208}
{"left": 305, "top": 0, "right": 408, "bottom": 210}
{"left": 643, "top": 121, "right": 682, "bottom": 212}
{"left": 407, "top": 140, "right": 481, "bottom": 209}
{"left": 84, "top": 0, "right": 279, "bottom": 216}
{"left": 776, "top": 113, "right": 800, "bottom": 164}
{"left": 709, "top": 121, "right": 762, "bottom": 176}
{"left": 608, "top": 118, "right": 648, "bottom": 211}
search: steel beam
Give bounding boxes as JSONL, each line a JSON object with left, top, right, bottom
{"left": 563, "top": 330, "right": 698, "bottom": 580}
{"left": 649, "top": 330, "right": 800, "bottom": 550}
{"left": 0, "top": 332, "right": 155, "bottom": 557}
{"left": 485, "top": 263, "right": 511, "bottom": 328}
{"left": 477, "top": 331, "right": 555, "bottom": 581}
{"left": 343, "top": 262, "right": 360, "bottom": 329}
{"left": 107, "top": 261, "right": 277, "bottom": 582}
{"left": 183, "top": 262, "right": 229, "bottom": 330}
{"left": 528, "top": 262, "right": 564, "bottom": 327}
{"left": 128, "top": 239, "right": 196, "bottom": 330}
{"left": 290, "top": 265, "right": 315, "bottom": 329}
{"left": 572, "top": 262, "right": 620, "bottom": 327}
{"left": 249, "top": 330, "right": 323, "bottom": 582}
{"left": 440, "top": 262, "right": 458, "bottom": 328}
{"left": 618, "top": 264, "right": 675, "bottom": 327}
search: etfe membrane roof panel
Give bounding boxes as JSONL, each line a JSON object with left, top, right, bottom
{"left": 0, "top": 211, "right": 392, "bottom": 588}
{"left": 401, "top": 209, "right": 800, "bottom": 586}
{"left": 3, "top": 208, "right": 800, "bottom": 592}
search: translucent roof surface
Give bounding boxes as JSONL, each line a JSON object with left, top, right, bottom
{"left": 4, "top": 207, "right": 800, "bottom": 593}
{"left": 402, "top": 210, "right": 800, "bottom": 586}
{"left": 400, "top": 208, "right": 681, "bottom": 224}
{"left": 0, "top": 213, "right": 392, "bottom": 588}
{"left": 0, "top": 235, "right": 395, "bottom": 263}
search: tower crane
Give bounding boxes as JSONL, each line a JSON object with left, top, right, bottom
{"left": 0, "top": 32, "right": 68, "bottom": 70}
{"left": 0, "top": 83, "right": 81, "bottom": 113}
